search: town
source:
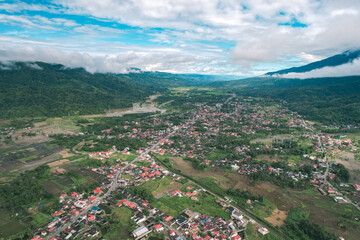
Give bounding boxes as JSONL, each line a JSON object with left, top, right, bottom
{"left": 1, "top": 90, "right": 360, "bottom": 240}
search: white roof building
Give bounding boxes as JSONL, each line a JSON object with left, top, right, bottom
{"left": 258, "top": 228, "right": 270, "bottom": 235}
{"left": 133, "top": 226, "right": 151, "bottom": 239}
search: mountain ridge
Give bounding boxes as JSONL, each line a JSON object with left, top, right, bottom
{"left": 266, "top": 49, "right": 360, "bottom": 76}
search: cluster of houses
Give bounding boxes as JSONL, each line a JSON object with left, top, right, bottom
{"left": 28, "top": 96, "right": 360, "bottom": 240}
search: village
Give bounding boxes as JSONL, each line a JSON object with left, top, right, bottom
{"left": 30, "top": 152, "right": 269, "bottom": 240}
{"left": 2, "top": 93, "right": 360, "bottom": 240}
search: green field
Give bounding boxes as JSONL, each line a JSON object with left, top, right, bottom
{"left": 246, "top": 223, "right": 278, "bottom": 240}
{"left": 153, "top": 191, "right": 229, "bottom": 219}
{"left": 137, "top": 176, "right": 174, "bottom": 193}
{"left": 103, "top": 207, "right": 133, "bottom": 240}
{"left": 0, "top": 209, "right": 25, "bottom": 238}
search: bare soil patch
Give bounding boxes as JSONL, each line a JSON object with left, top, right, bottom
{"left": 50, "top": 167, "right": 67, "bottom": 174}
{"left": 265, "top": 208, "right": 287, "bottom": 226}
{"left": 335, "top": 151, "right": 360, "bottom": 171}
{"left": 47, "top": 159, "right": 70, "bottom": 168}
{"left": 59, "top": 149, "right": 74, "bottom": 158}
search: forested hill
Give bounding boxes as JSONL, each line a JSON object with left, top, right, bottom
{"left": 0, "top": 61, "right": 234, "bottom": 119}
{"left": 0, "top": 62, "right": 168, "bottom": 118}
{"left": 213, "top": 76, "right": 360, "bottom": 125}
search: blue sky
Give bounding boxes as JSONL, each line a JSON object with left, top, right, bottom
{"left": 0, "top": 0, "right": 360, "bottom": 76}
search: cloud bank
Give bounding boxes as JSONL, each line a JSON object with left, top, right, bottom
{"left": 0, "top": 0, "right": 359, "bottom": 75}
{"left": 278, "top": 59, "right": 360, "bottom": 78}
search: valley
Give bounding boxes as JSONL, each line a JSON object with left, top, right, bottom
{"left": 1, "top": 87, "right": 359, "bottom": 240}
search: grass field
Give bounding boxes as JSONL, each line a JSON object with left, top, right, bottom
{"left": 103, "top": 207, "right": 133, "bottom": 240}
{"left": 0, "top": 209, "right": 25, "bottom": 238}
{"left": 138, "top": 176, "right": 182, "bottom": 197}
{"left": 245, "top": 223, "right": 278, "bottom": 240}
{"left": 153, "top": 191, "right": 229, "bottom": 219}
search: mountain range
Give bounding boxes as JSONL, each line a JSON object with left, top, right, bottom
{"left": 1, "top": 49, "right": 360, "bottom": 124}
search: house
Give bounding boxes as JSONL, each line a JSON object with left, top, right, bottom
{"left": 93, "top": 187, "right": 102, "bottom": 195}
{"left": 353, "top": 184, "right": 360, "bottom": 191}
{"left": 191, "top": 196, "right": 199, "bottom": 201}
{"left": 327, "top": 188, "right": 336, "bottom": 195}
{"left": 71, "top": 192, "right": 79, "bottom": 198}
{"left": 60, "top": 194, "right": 67, "bottom": 201}
{"left": 258, "top": 228, "right": 269, "bottom": 235}
{"left": 154, "top": 224, "right": 164, "bottom": 232}
{"left": 88, "top": 214, "right": 95, "bottom": 221}
{"left": 74, "top": 200, "right": 87, "bottom": 209}
{"left": 334, "top": 196, "right": 348, "bottom": 203}
{"left": 231, "top": 211, "right": 243, "bottom": 220}
{"left": 169, "top": 229, "right": 176, "bottom": 236}
{"left": 165, "top": 216, "right": 173, "bottom": 222}
{"left": 132, "top": 226, "right": 151, "bottom": 239}
{"left": 184, "top": 209, "right": 199, "bottom": 221}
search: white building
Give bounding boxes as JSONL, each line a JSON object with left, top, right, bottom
{"left": 231, "top": 211, "right": 243, "bottom": 220}
{"left": 258, "top": 228, "right": 270, "bottom": 235}
{"left": 133, "top": 226, "right": 151, "bottom": 239}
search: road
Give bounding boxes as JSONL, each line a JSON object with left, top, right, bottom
{"left": 46, "top": 127, "right": 180, "bottom": 240}
{"left": 161, "top": 221, "right": 186, "bottom": 240}
{"left": 153, "top": 154, "right": 288, "bottom": 240}
{"left": 303, "top": 120, "right": 360, "bottom": 211}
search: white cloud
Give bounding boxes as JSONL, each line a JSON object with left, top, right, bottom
{"left": 0, "top": 0, "right": 360, "bottom": 75}
{"left": 278, "top": 59, "right": 360, "bottom": 78}
{"left": 0, "top": 36, "right": 244, "bottom": 75}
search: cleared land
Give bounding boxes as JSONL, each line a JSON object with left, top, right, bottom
{"left": 0, "top": 143, "right": 63, "bottom": 174}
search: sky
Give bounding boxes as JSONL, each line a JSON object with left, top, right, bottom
{"left": 0, "top": 0, "right": 360, "bottom": 76}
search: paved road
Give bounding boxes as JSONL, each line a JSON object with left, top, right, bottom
{"left": 153, "top": 154, "right": 288, "bottom": 240}
{"left": 46, "top": 127, "right": 180, "bottom": 240}
{"left": 161, "top": 221, "right": 186, "bottom": 240}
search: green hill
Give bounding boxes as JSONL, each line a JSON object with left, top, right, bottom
{"left": 212, "top": 75, "right": 360, "bottom": 125}
{"left": 0, "top": 62, "right": 166, "bottom": 118}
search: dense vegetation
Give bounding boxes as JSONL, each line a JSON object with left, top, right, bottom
{"left": 282, "top": 208, "right": 337, "bottom": 240}
{"left": 0, "top": 62, "right": 165, "bottom": 118}
{"left": 214, "top": 76, "right": 360, "bottom": 124}
{"left": 0, "top": 165, "right": 52, "bottom": 210}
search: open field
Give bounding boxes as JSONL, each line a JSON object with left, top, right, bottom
{"left": 139, "top": 176, "right": 183, "bottom": 198}
{"left": 245, "top": 223, "right": 277, "bottom": 240}
{"left": 43, "top": 180, "right": 64, "bottom": 197}
{"left": 265, "top": 208, "right": 287, "bottom": 226}
{"left": 0, "top": 143, "right": 63, "bottom": 174}
{"left": 103, "top": 207, "right": 133, "bottom": 240}
{"left": 0, "top": 209, "right": 25, "bottom": 238}
{"left": 250, "top": 134, "right": 294, "bottom": 144}
{"left": 334, "top": 151, "right": 360, "bottom": 171}
{"left": 153, "top": 191, "right": 230, "bottom": 219}
{"left": 34, "top": 118, "right": 80, "bottom": 135}
{"left": 171, "top": 157, "right": 360, "bottom": 239}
